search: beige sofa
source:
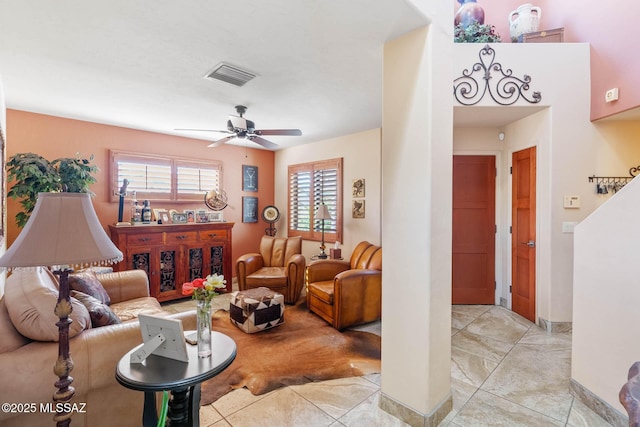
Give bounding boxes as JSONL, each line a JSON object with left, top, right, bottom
{"left": 0, "top": 268, "right": 196, "bottom": 427}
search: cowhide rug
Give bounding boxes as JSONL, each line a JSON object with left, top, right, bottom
{"left": 199, "top": 297, "right": 381, "bottom": 405}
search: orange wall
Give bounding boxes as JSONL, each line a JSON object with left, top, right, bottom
{"left": 5, "top": 109, "right": 275, "bottom": 276}
{"left": 454, "top": 0, "right": 640, "bottom": 120}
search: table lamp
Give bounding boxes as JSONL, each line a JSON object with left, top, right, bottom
{"left": 316, "top": 203, "right": 333, "bottom": 259}
{"left": 0, "top": 192, "right": 123, "bottom": 426}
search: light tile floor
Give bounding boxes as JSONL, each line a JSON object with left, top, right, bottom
{"left": 164, "top": 299, "right": 613, "bottom": 426}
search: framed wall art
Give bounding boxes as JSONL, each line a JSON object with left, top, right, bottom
{"left": 352, "top": 199, "right": 365, "bottom": 219}
{"left": 242, "top": 196, "right": 258, "bottom": 223}
{"left": 242, "top": 165, "right": 258, "bottom": 192}
{"left": 352, "top": 178, "right": 365, "bottom": 198}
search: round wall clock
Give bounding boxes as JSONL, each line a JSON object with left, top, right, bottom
{"left": 262, "top": 205, "right": 280, "bottom": 223}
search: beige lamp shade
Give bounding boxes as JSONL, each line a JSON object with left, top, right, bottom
{"left": 0, "top": 192, "right": 123, "bottom": 269}
{"left": 316, "top": 203, "right": 333, "bottom": 220}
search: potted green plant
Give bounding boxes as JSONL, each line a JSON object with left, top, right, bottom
{"left": 7, "top": 152, "right": 98, "bottom": 227}
{"left": 454, "top": 22, "right": 502, "bottom": 43}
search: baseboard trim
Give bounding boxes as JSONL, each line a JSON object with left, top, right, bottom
{"left": 379, "top": 392, "right": 452, "bottom": 427}
{"left": 569, "top": 379, "right": 628, "bottom": 427}
{"left": 499, "top": 297, "right": 507, "bottom": 308}
{"left": 537, "top": 316, "right": 572, "bottom": 333}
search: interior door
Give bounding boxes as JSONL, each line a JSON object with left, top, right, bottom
{"left": 452, "top": 155, "right": 496, "bottom": 305}
{"left": 511, "top": 147, "right": 537, "bottom": 322}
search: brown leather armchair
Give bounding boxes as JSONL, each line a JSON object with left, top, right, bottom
{"left": 236, "top": 235, "right": 306, "bottom": 304}
{"left": 306, "top": 241, "right": 382, "bottom": 330}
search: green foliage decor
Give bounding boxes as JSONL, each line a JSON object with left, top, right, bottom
{"left": 7, "top": 152, "right": 98, "bottom": 227}
{"left": 454, "top": 22, "right": 502, "bottom": 43}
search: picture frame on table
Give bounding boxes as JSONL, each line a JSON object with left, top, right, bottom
{"left": 242, "top": 165, "right": 258, "bottom": 192}
{"left": 184, "top": 209, "right": 196, "bottom": 223}
{"left": 172, "top": 212, "right": 188, "bottom": 224}
{"left": 242, "top": 196, "right": 258, "bottom": 223}
{"left": 136, "top": 314, "right": 188, "bottom": 362}
{"left": 195, "top": 210, "right": 209, "bottom": 223}
{"left": 208, "top": 211, "right": 224, "bottom": 222}
{"left": 156, "top": 209, "right": 171, "bottom": 224}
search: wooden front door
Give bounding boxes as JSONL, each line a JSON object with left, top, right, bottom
{"left": 452, "top": 155, "right": 496, "bottom": 305}
{"left": 511, "top": 147, "right": 537, "bottom": 322}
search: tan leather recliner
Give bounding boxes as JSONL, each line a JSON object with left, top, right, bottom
{"left": 306, "top": 241, "right": 382, "bottom": 330}
{"left": 236, "top": 236, "right": 306, "bottom": 304}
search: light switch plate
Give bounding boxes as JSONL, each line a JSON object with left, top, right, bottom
{"left": 563, "top": 195, "right": 580, "bottom": 208}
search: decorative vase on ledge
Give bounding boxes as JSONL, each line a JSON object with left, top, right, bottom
{"left": 455, "top": 0, "right": 485, "bottom": 29}
{"left": 196, "top": 299, "right": 212, "bottom": 358}
{"left": 509, "top": 3, "right": 542, "bottom": 42}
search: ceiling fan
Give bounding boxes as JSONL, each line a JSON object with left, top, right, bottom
{"left": 176, "top": 105, "right": 302, "bottom": 149}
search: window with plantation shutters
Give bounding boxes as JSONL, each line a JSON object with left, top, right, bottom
{"left": 288, "top": 158, "right": 342, "bottom": 243}
{"left": 110, "top": 150, "right": 222, "bottom": 202}
{"left": 176, "top": 162, "right": 220, "bottom": 196}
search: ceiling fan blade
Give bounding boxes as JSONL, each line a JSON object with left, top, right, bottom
{"left": 175, "top": 128, "right": 233, "bottom": 134}
{"left": 255, "top": 129, "right": 302, "bottom": 136}
{"left": 249, "top": 135, "right": 280, "bottom": 150}
{"left": 207, "top": 135, "right": 236, "bottom": 148}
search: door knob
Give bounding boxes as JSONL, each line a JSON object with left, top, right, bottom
{"left": 520, "top": 240, "right": 535, "bottom": 247}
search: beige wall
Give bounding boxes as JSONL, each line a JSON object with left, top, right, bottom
{"left": 454, "top": 42, "right": 593, "bottom": 324}
{"left": 274, "top": 128, "right": 381, "bottom": 260}
{"left": 573, "top": 176, "right": 640, "bottom": 413}
{"left": 592, "top": 121, "right": 640, "bottom": 181}
{"left": 570, "top": 119, "right": 640, "bottom": 413}
{"left": 381, "top": 21, "right": 453, "bottom": 421}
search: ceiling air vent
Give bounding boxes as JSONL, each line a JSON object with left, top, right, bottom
{"left": 204, "top": 62, "right": 256, "bottom": 87}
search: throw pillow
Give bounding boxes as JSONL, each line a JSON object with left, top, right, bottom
{"left": 0, "top": 297, "right": 31, "bottom": 352}
{"left": 71, "top": 290, "right": 121, "bottom": 328}
{"left": 5, "top": 268, "right": 91, "bottom": 342}
{"left": 69, "top": 270, "right": 111, "bottom": 305}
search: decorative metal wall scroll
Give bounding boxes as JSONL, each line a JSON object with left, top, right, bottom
{"left": 453, "top": 44, "right": 542, "bottom": 106}
{"left": 589, "top": 165, "right": 640, "bottom": 194}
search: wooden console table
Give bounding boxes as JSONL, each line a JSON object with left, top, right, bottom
{"left": 109, "top": 222, "right": 234, "bottom": 302}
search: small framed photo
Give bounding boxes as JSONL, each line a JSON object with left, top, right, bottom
{"left": 352, "top": 179, "right": 365, "bottom": 198}
{"left": 172, "top": 212, "right": 188, "bottom": 224}
{"left": 156, "top": 209, "right": 171, "bottom": 224}
{"left": 243, "top": 165, "right": 258, "bottom": 192}
{"left": 352, "top": 199, "right": 365, "bottom": 219}
{"left": 208, "top": 211, "right": 224, "bottom": 222}
{"left": 242, "top": 196, "right": 258, "bottom": 223}
{"left": 184, "top": 209, "right": 196, "bottom": 223}
{"left": 196, "top": 210, "right": 209, "bottom": 223}
{"left": 136, "top": 314, "right": 188, "bottom": 363}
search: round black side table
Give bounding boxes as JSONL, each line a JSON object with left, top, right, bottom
{"left": 116, "top": 331, "right": 236, "bottom": 427}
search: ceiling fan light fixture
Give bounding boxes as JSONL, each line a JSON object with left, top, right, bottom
{"left": 204, "top": 62, "right": 257, "bottom": 87}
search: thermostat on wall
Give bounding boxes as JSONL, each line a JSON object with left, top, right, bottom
{"left": 563, "top": 195, "right": 580, "bottom": 209}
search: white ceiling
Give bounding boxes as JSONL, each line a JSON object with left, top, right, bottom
{"left": 453, "top": 105, "right": 548, "bottom": 128}
{"left": 0, "top": 1, "right": 429, "bottom": 150}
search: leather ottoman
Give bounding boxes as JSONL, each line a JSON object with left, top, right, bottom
{"left": 229, "top": 287, "right": 284, "bottom": 333}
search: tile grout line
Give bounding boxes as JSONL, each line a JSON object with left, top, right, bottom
{"left": 446, "top": 307, "right": 534, "bottom": 426}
